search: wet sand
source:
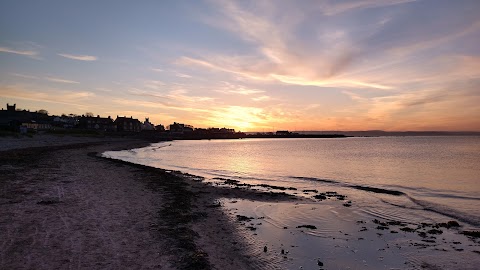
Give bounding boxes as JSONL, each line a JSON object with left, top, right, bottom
{"left": 0, "top": 137, "right": 297, "bottom": 269}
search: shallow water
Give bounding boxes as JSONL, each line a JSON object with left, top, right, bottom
{"left": 103, "top": 136, "right": 480, "bottom": 227}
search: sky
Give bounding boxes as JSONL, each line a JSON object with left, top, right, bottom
{"left": 1, "top": 0, "right": 479, "bottom": 132}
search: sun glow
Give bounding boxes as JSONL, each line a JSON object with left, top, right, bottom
{"left": 207, "top": 106, "right": 267, "bottom": 131}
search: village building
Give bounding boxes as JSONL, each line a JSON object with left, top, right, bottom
{"left": 78, "top": 115, "right": 116, "bottom": 132}
{"left": 0, "top": 103, "right": 53, "bottom": 132}
{"left": 142, "top": 118, "right": 155, "bottom": 131}
{"left": 169, "top": 122, "right": 193, "bottom": 134}
{"left": 276, "top": 130, "right": 291, "bottom": 136}
{"left": 115, "top": 116, "right": 142, "bottom": 132}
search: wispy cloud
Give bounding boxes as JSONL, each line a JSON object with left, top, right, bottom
{"left": 0, "top": 46, "right": 39, "bottom": 59}
{"left": 57, "top": 53, "right": 97, "bottom": 61}
{"left": 176, "top": 73, "right": 192, "bottom": 78}
{"left": 0, "top": 85, "right": 95, "bottom": 107}
{"left": 215, "top": 82, "right": 265, "bottom": 95}
{"left": 45, "top": 77, "right": 80, "bottom": 84}
{"left": 9, "top": 73, "right": 40, "bottom": 80}
{"left": 144, "top": 80, "right": 166, "bottom": 90}
{"left": 128, "top": 85, "right": 216, "bottom": 107}
{"left": 181, "top": 1, "right": 395, "bottom": 90}
{"left": 318, "top": 0, "right": 417, "bottom": 16}
{"left": 95, "top": 87, "right": 113, "bottom": 92}
{"left": 252, "top": 95, "right": 270, "bottom": 102}
{"left": 9, "top": 72, "right": 84, "bottom": 85}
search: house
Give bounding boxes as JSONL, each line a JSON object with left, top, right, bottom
{"left": 142, "top": 118, "right": 155, "bottom": 131}
{"left": 115, "top": 116, "right": 142, "bottom": 132}
{"left": 78, "top": 115, "right": 116, "bottom": 131}
{"left": 53, "top": 115, "right": 78, "bottom": 128}
{"left": 0, "top": 103, "right": 53, "bottom": 131}
{"left": 21, "top": 120, "right": 52, "bottom": 131}
{"left": 169, "top": 122, "right": 193, "bottom": 134}
{"left": 276, "top": 130, "right": 291, "bottom": 136}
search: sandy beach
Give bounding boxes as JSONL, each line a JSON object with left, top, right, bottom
{"left": 0, "top": 136, "right": 298, "bottom": 269}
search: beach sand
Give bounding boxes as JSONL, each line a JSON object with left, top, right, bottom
{"left": 0, "top": 136, "right": 297, "bottom": 269}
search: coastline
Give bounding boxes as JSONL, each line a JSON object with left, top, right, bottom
{"left": 2, "top": 136, "right": 480, "bottom": 269}
{"left": 102, "top": 139, "right": 480, "bottom": 269}
{"left": 0, "top": 136, "right": 297, "bottom": 269}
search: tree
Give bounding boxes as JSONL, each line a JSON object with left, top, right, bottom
{"left": 85, "top": 112, "right": 94, "bottom": 117}
{"left": 38, "top": 109, "right": 48, "bottom": 115}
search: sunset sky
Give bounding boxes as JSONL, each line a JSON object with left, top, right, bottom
{"left": 1, "top": 0, "right": 479, "bottom": 131}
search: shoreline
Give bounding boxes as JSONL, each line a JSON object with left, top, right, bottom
{"left": 2, "top": 136, "right": 480, "bottom": 269}
{"left": 102, "top": 140, "right": 480, "bottom": 269}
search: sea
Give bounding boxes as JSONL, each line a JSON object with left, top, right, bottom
{"left": 103, "top": 136, "right": 480, "bottom": 269}
{"left": 104, "top": 136, "right": 480, "bottom": 225}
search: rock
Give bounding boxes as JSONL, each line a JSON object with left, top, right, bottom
{"left": 236, "top": 215, "right": 254, "bottom": 222}
{"left": 447, "top": 221, "right": 460, "bottom": 228}
{"left": 400, "top": 227, "right": 415, "bottom": 232}
{"left": 281, "top": 249, "right": 284, "bottom": 254}
{"left": 317, "top": 260, "right": 324, "bottom": 266}
{"left": 313, "top": 194, "right": 327, "bottom": 200}
{"left": 462, "top": 230, "right": 480, "bottom": 238}
{"left": 387, "top": 220, "right": 404, "bottom": 226}
{"left": 427, "top": 229, "right": 443, "bottom": 235}
{"left": 264, "top": 246, "right": 268, "bottom": 252}
{"left": 296, "top": 225, "right": 317, "bottom": 229}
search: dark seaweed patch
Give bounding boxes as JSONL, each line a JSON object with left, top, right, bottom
{"left": 296, "top": 225, "right": 317, "bottom": 229}
{"left": 350, "top": 185, "right": 404, "bottom": 195}
{"left": 462, "top": 231, "right": 480, "bottom": 238}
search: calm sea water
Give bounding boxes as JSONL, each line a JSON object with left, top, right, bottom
{"left": 104, "top": 136, "right": 480, "bottom": 226}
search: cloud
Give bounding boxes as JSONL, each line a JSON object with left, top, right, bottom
{"left": 45, "top": 77, "right": 80, "bottom": 84}
{"left": 0, "top": 85, "right": 95, "bottom": 107}
{"left": 128, "top": 86, "right": 216, "bottom": 107}
{"left": 252, "top": 95, "right": 270, "bottom": 102}
{"left": 9, "top": 73, "right": 40, "bottom": 80}
{"left": 112, "top": 97, "right": 210, "bottom": 114}
{"left": 0, "top": 46, "right": 39, "bottom": 58}
{"left": 176, "top": 73, "right": 192, "bottom": 78}
{"left": 215, "top": 82, "right": 265, "bottom": 95}
{"left": 144, "top": 80, "right": 166, "bottom": 90}
{"left": 9, "top": 72, "right": 86, "bottom": 85}
{"left": 95, "top": 87, "right": 113, "bottom": 92}
{"left": 338, "top": 83, "right": 480, "bottom": 131}
{"left": 180, "top": 1, "right": 396, "bottom": 90}
{"left": 318, "top": 0, "right": 417, "bottom": 16}
{"left": 57, "top": 53, "right": 98, "bottom": 61}
{"left": 151, "top": 68, "right": 164, "bottom": 72}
